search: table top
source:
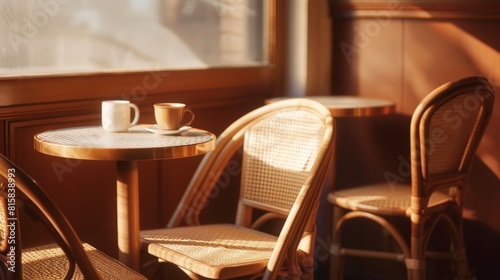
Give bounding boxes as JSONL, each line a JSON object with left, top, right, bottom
{"left": 34, "top": 125, "right": 216, "bottom": 161}
{"left": 266, "top": 96, "right": 395, "bottom": 117}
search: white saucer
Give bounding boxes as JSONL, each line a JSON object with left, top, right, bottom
{"left": 145, "top": 125, "right": 191, "bottom": 135}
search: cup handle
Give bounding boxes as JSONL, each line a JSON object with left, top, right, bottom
{"left": 182, "top": 108, "right": 195, "bottom": 127}
{"left": 130, "top": 103, "right": 140, "bottom": 126}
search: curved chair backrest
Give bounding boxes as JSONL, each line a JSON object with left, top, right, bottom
{"left": 168, "top": 98, "right": 335, "bottom": 278}
{"left": 0, "top": 154, "right": 101, "bottom": 279}
{"left": 239, "top": 101, "right": 331, "bottom": 216}
{"left": 410, "top": 76, "right": 495, "bottom": 199}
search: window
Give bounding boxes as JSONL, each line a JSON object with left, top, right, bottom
{"left": 0, "top": 0, "right": 268, "bottom": 77}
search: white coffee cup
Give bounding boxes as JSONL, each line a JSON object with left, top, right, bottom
{"left": 102, "top": 100, "right": 140, "bottom": 132}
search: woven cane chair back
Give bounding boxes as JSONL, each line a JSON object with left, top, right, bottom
{"left": 240, "top": 108, "right": 327, "bottom": 216}
{"left": 169, "top": 99, "right": 334, "bottom": 229}
{"left": 411, "top": 76, "right": 495, "bottom": 198}
{"left": 0, "top": 154, "right": 146, "bottom": 280}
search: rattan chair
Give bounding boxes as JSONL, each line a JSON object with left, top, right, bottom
{"left": 0, "top": 154, "right": 147, "bottom": 280}
{"left": 328, "top": 76, "right": 495, "bottom": 279}
{"left": 140, "top": 99, "right": 336, "bottom": 279}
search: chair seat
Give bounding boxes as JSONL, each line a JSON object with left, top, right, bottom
{"left": 141, "top": 224, "right": 278, "bottom": 279}
{"left": 22, "top": 243, "right": 146, "bottom": 279}
{"left": 328, "top": 184, "right": 453, "bottom": 216}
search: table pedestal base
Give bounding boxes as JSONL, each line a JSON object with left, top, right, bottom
{"left": 117, "top": 161, "right": 140, "bottom": 271}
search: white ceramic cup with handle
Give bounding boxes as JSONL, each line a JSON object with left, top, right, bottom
{"left": 101, "top": 100, "right": 140, "bottom": 132}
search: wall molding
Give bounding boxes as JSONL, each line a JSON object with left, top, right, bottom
{"left": 0, "top": 66, "right": 273, "bottom": 107}
{"left": 331, "top": 2, "right": 500, "bottom": 19}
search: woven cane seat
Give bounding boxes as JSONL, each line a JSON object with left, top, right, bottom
{"left": 23, "top": 243, "right": 146, "bottom": 279}
{"left": 142, "top": 224, "right": 277, "bottom": 278}
{"left": 329, "top": 184, "right": 452, "bottom": 216}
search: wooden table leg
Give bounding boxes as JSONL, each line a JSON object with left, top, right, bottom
{"left": 116, "top": 160, "right": 141, "bottom": 271}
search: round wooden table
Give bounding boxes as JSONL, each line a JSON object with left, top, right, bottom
{"left": 266, "top": 95, "right": 395, "bottom": 117}
{"left": 34, "top": 125, "right": 216, "bottom": 271}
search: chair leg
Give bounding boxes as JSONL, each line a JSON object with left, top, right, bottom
{"left": 330, "top": 206, "right": 345, "bottom": 280}
{"left": 451, "top": 219, "right": 471, "bottom": 280}
{"left": 454, "top": 245, "right": 471, "bottom": 280}
{"left": 409, "top": 229, "right": 426, "bottom": 280}
{"left": 406, "top": 252, "right": 425, "bottom": 280}
{"left": 440, "top": 211, "right": 471, "bottom": 280}
{"left": 408, "top": 267, "right": 425, "bottom": 280}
